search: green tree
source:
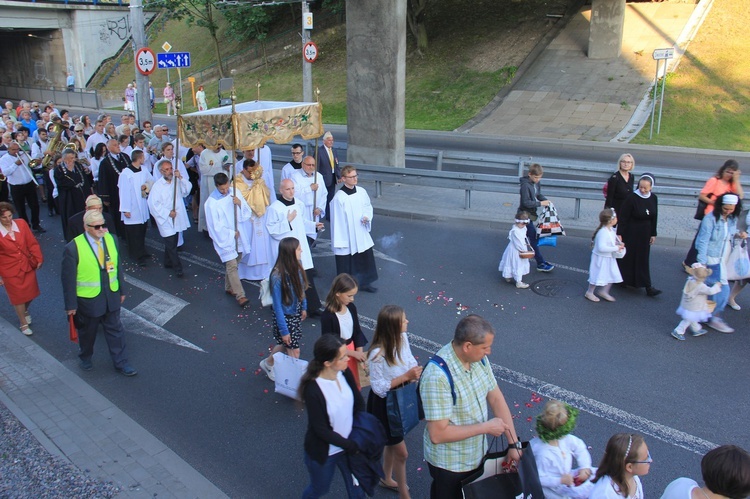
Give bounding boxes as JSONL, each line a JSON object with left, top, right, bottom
{"left": 407, "top": 0, "right": 430, "bottom": 54}
{"left": 221, "top": 3, "right": 282, "bottom": 65}
{"left": 150, "top": 0, "right": 226, "bottom": 78}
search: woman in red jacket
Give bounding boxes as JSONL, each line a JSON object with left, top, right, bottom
{"left": 0, "top": 202, "right": 43, "bottom": 335}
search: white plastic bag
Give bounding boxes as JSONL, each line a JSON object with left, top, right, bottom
{"left": 272, "top": 352, "right": 308, "bottom": 400}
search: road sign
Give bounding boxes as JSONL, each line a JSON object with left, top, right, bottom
{"left": 303, "top": 41, "right": 318, "bottom": 63}
{"left": 157, "top": 52, "right": 191, "bottom": 69}
{"left": 652, "top": 48, "right": 674, "bottom": 60}
{"left": 162, "top": 41, "right": 172, "bottom": 52}
{"left": 135, "top": 47, "right": 156, "bottom": 76}
{"left": 303, "top": 12, "right": 313, "bottom": 30}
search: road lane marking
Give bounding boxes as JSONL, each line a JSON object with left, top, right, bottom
{"left": 123, "top": 273, "right": 206, "bottom": 353}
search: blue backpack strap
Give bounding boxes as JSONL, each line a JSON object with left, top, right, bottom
{"left": 428, "top": 355, "right": 456, "bottom": 405}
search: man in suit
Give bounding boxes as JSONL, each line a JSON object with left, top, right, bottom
{"left": 316, "top": 131, "right": 340, "bottom": 220}
{"left": 62, "top": 210, "right": 137, "bottom": 376}
{"left": 66, "top": 194, "right": 117, "bottom": 243}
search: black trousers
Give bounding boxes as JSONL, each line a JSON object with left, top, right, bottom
{"left": 163, "top": 233, "right": 182, "bottom": 271}
{"left": 428, "top": 462, "right": 479, "bottom": 499}
{"left": 10, "top": 181, "right": 40, "bottom": 228}
{"left": 305, "top": 275, "right": 322, "bottom": 313}
{"left": 123, "top": 222, "right": 148, "bottom": 262}
{"left": 76, "top": 309, "right": 129, "bottom": 369}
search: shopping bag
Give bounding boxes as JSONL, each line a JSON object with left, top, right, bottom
{"left": 536, "top": 202, "right": 566, "bottom": 237}
{"left": 386, "top": 382, "right": 420, "bottom": 438}
{"left": 357, "top": 361, "right": 371, "bottom": 388}
{"left": 68, "top": 315, "right": 78, "bottom": 343}
{"left": 259, "top": 278, "right": 272, "bottom": 307}
{"left": 461, "top": 440, "right": 544, "bottom": 499}
{"left": 537, "top": 235, "right": 557, "bottom": 247}
{"left": 725, "top": 239, "right": 750, "bottom": 281}
{"left": 272, "top": 352, "right": 308, "bottom": 400}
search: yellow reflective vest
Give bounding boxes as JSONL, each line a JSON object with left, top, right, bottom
{"left": 73, "top": 233, "right": 119, "bottom": 298}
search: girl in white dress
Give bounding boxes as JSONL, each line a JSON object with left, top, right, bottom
{"left": 591, "top": 433, "right": 652, "bottom": 499}
{"left": 530, "top": 400, "right": 594, "bottom": 499}
{"left": 587, "top": 208, "right": 625, "bottom": 302}
{"left": 499, "top": 211, "right": 532, "bottom": 289}
{"left": 366, "top": 305, "right": 422, "bottom": 498}
{"left": 671, "top": 264, "right": 721, "bottom": 341}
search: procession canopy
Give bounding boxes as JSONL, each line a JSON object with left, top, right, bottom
{"left": 179, "top": 100, "right": 324, "bottom": 151}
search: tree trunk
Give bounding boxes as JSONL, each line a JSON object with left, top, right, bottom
{"left": 407, "top": 0, "right": 429, "bottom": 53}
{"left": 206, "top": 4, "right": 225, "bottom": 78}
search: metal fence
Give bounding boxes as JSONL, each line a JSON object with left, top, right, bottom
{"left": 0, "top": 84, "right": 100, "bottom": 109}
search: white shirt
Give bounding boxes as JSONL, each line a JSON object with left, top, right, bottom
{"left": 660, "top": 478, "right": 699, "bottom": 499}
{"left": 204, "top": 187, "right": 253, "bottom": 262}
{"left": 529, "top": 435, "right": 594, "bottom": 499}
{"left": 291, "top": 169, "right": 328, "bottom": 232}
{"left": 31, "top": 140, "right": 48, "bottom": 160}
{"left": 0, "top": 152, "right": 34, "bottom": 185}
{"left": 367, "top": 332, "right": 418, "bottom": 398}
{"left": 266, "top": 198, "right": 316, "bottom": 270}
{"left": 315, "top": 371, "right": 354, "bottom": 456}
{"left": 330, "top": 186, "right": 374, "bottom": 256}
{"left": 148, "top": 175, "right": 191, "bottom": 237}
{"left": 85, "top": 132, "right": 107, "bottom": 155}
{"left": 590, "top": 475, "right": 643, "bottom": 499}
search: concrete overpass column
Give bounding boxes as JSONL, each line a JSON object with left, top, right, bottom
{"left": 588, "top": 0, "right": 626, "bottom": 59}
{"left": 345, "top": 0, "right": 406, "bottom": 168}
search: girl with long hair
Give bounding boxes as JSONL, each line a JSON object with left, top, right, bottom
{"left": 259, "top": 237, "right": 308, "bottom": 381}
{"left": 298, "top": 334, "right": 366, "bottom": 498}
{"left": 590, "top": 433, "right": 651, "bottom": 499}
{"left": 367, "top": 305, "right": 421, "bottom": 498}
{"left": 586, "top": 208, "right": 625, "bottom": 302}
{"left": 321, "top": 273, "right": 368, "bottom": 387}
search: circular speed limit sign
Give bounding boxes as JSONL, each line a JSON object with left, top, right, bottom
{"left": 303, "top": 41, "right": 318, "bottom": 63}
{"left": 135, "top": 47, "right": 156, "bottom": 76}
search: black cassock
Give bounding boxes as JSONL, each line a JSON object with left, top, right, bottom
{"left": 617, "top": 192, "right": 658, "bottom": 288}
{"left": 54, "top": 163, "right": 93, "bottom": 238}
{"left": 97, "top": 153, "right": 131, "bottom": 237}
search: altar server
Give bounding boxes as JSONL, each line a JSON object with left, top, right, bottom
{"left": 198, "top": 145, "right": 229, "bottom": 233}
{"left": 118, "top": 150, "right": 152, "bottom": 266}
{"left": 148, "top": 159, "right": 191, "bottom": 277}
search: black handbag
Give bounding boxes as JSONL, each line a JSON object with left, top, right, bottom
{"left": 694, "top": 194, "right": 712, "bottom": 220}
{"left": 461, "top": 439, "right": 545, "bottom": 499}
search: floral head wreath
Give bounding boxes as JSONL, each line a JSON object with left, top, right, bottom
{"left": 535, "top": 404, "right": 579, "bottom": 443}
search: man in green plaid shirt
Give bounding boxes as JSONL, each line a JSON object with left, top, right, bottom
{"left": 420, "top": 314, "right": 521, "bottom": 498}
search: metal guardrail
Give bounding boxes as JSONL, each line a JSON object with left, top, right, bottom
{"left": 0, "top": 84, "right": 100, "bottom": 109}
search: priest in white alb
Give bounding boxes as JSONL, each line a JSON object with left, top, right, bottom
{"left": 237, "top": 149, "right": 274, "bottom": 199}
{"left": 234, "top": 158, "right": 274, "bottom": 281}
{"left": 266, "top": 178, "right": 324, "bottom": 314}
{"left": 290, "top": 155, "right": 327, "bottom": 246}
{"left": 148, "top": 159, "right": 191, "bottom": 278}
{"left": 252, "top": 144, "right": 274, "bottom": 195}
{"left": 205, "top": 172, "right": 252, "bottom": 308}
{"left": 118, "top": 150, "right": 153, "bottom": 266}
{"left": 198, "top": 145, "right": 230, "bottom": 233}
{"left": 330, "top": 165, "right": 378, "bottom": 292}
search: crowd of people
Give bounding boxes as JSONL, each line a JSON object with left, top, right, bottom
{"left": 0, "top": 101, "right": 748, "bottom": 496}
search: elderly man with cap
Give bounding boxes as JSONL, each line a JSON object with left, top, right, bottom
{"left": 66, "top": 194, "right": 116, "bottom": 242}
{"left": 62, "top": 210, "right": 137, "bottom": 376}
{"left": 148, "top": 158, "right": 191, "bottom": 277}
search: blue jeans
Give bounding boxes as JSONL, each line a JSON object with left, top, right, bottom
{"left": 706, "top": 263, "right": 729, "bottom": 316}
{"left": 526, "top": 222, "right": 545, "bottom": 266}
{"left": 302, "top": 451, "right": 365, "bottom": 498}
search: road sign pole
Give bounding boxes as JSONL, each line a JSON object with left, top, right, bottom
{"left": 302, "top": 1, "right": 312, "bottom": 103}
{"left": 649, "top": 60, "right": 658, "bottom": 140}
{"left": 657, "top": 61, "right": 667, "bottom": 135}
{"left": 129, "top": 0, "right": 152, "bottom": 125}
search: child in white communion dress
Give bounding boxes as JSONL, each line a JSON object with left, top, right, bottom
{"left": 499, "top": 211, "right": 532, "bottom": 289}
{"left": 530, "top": 400, "right": 595, "bottom": 499}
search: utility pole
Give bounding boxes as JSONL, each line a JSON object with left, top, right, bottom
{"left": 130, "top": 0, "right": 152, "bottom": 125}
{"left": 302, "top": 1, "right": 312, "bottom": 102}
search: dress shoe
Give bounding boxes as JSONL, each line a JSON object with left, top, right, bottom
{"left": 237, "top": 297, "right": 249, "bottom": 308}
{"left": 646, "top": 287, "right": 662, "bottom": 297}
{"left": 79, "top": 358, "right": 93, "bottom": 371}
{"left": 33, "top": 226, "right": 46, "bottom": 233}
{"left": 225, "top": 289, "right": 236, "bottom": 297}
{"left": 360, "top": 285, "right": 378, "bottom": 293}
{"left": 116, "top": 365, "right": 138, "bottom": 376}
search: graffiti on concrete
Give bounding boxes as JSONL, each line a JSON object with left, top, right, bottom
{"left": 99, "top": 16, "right": 130, "bottom": 43}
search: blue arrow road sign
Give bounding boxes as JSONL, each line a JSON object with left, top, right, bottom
{"left": 157, "top": 52, "right": 191, "bottom": 69}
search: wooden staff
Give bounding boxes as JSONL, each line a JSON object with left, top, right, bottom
{"left": 313, "top": 87, "right": 321, "bottom": 222}
{"left": 231, "top": 87, "right": 238, "bottom": 252}
{"left": 172, "top": 96, "right": 181, "bottom": 227}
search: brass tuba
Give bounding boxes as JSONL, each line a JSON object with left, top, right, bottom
{"left": 41, "top": 120, "right": 68, "bottom": 170}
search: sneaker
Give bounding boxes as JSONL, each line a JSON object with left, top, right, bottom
{"left": 516, "top": 281, "right": 529, "bottom": 289}
{"left": 20, "top": 325, "right": 32, "bottom": 336}
{"left": 691, "top": 328, "right": 708, "bottom": 337}
{"left": 537, "top": 262, "right": 554, "bottom": 272}
{"left": 671, "top": 329, "right": 686, "bottom": 341}
{"left": 707, "top": 317, "right": 734, "bottom": 334}
{"left": 259, "top": 358, "right": 275, "bottom": 381}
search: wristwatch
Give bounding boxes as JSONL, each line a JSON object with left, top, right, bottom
{"left": 511, "top": 441, "right": 522, "bottom": 450}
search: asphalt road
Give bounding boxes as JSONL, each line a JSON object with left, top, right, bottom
{"left": 7, "top": 206, "right": 749, "bottom": 498}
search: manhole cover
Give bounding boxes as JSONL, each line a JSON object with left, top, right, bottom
{"left": 531, "top": 279, "right": 583, "bottom": 298}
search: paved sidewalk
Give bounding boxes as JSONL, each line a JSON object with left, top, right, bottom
{"left": 0, "top": 318, "right": 228, "bottom": 499}
{"left": 466, "top": 2, "right": 701, "bottom": 141}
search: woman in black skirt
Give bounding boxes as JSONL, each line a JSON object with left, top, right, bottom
{"left": 366, "top": 305, "right": 422, "bottom": 498}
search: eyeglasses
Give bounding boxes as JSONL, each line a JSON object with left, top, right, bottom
{"left": 87, "top": 224, "right": 106, "bottom": 229}
{"left": 630, "top": 452, "right": 653, "bottom": 465}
